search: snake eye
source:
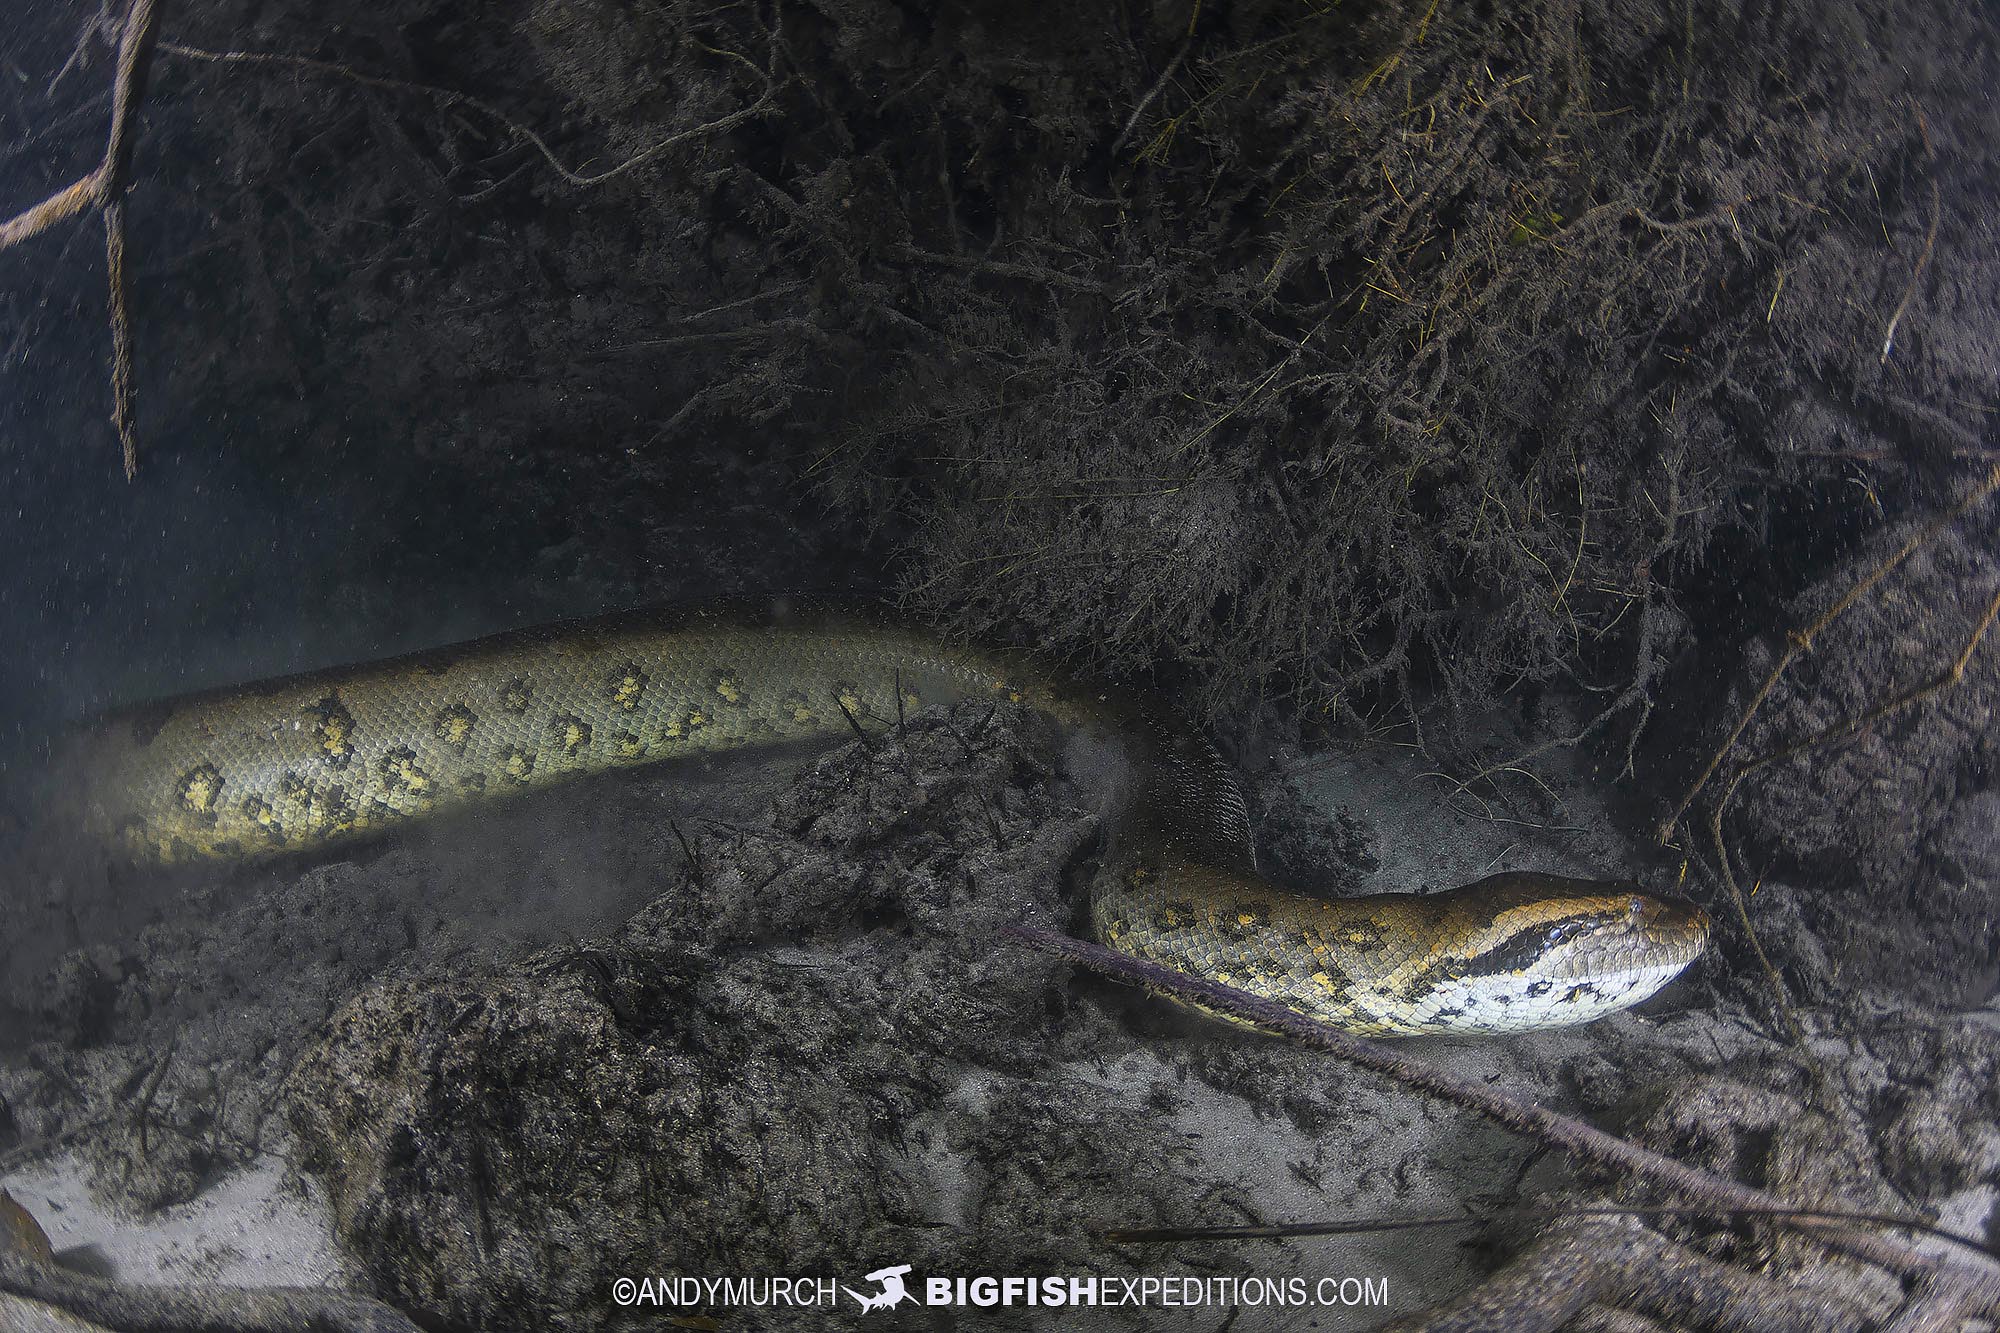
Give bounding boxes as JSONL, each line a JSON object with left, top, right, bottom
{"left": 1541, "top": 919, "right": 1590, "bottom": 950}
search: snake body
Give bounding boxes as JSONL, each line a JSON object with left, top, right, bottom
{"left": 60, "top": 600, "right": 1708, "bottom": 1036}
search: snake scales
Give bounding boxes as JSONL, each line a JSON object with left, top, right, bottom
{"left": 59, "top": 600, "right": 1708, "bottom": 1036}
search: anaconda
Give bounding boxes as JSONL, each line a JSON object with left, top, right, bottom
{"left": 56, "top": 599, "right": 1709, "bottom": 1037}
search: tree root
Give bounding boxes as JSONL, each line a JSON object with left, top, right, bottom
{"left": 1655, "top": 463, "right": 2000, "bottom": 1044}
{"left": 2, "top": 0, "right": 786, "bottom": 482}
{"left": 1656, "top": 464, "right": 2000, "bottom": 844}
{"left": 156, "top": 30, "right": 785, "bottom": 194}
{"left": 0, "top": 0, "right": 160, "bottom": 479}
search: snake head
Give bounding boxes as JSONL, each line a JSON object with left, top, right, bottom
{"left": 1508, "top": 886, "right": 1711, "bottom": 1012}
{"left": 1436, "top": 876, "right": 1712, "bottom": 1032}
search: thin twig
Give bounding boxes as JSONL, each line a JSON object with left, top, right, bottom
{"left": 1648, "top": 466, "right": 2000, "bottom": 1041}
{"left": 1880, "top": 100, "right": 1941, "bottom": 365}
{"left": 1879, "top": 179, "right": 1939, "bottom": 364}
{"left": 1105, "top": 1201, "right": 1993, "bottom": 1263}
{"left": 158, "top": 33, "right": 782, "bottom": 191}
{"left": 1000, "top": 922, "right": 2000, "bottom": 1315}
{"left": 105, "top": 196, "right": 137, "bottom": 477}
{"left": 0, "top": 162, "right": 102, "bottom": 249}
{"left": 832, "top": 695, "right": 872, "bottom": 747}
{"left": 1791, "top": 446, "right": 2000, "bottom": 463}
{"left": 1700, "top": 573, "right": 2000, "bottom": 1043}
{"left": 945, "top": 718, "right": 1006, "bottom": 848}
{"left": 126, "top": 1035, "right": 177, "bottom": 1161}
{"left": 1702, "top": 803, "right": 1808, "bottom": 1046}
{"left": 0, "top": 0, "right": 161, "bottom": 478}
{"left": 101, "top": 0, "right": 158, "bottom": 187}
{"left": 0, "top": 1112, "right": 116, "bottom": 1174}
{"left": 1632, "top": 202, "right": 1748, "bottom": 234}
{"left": 1656, "top": 464, "right": 2000, "bottom": 845}
{"left": 1704, "top": 577, "right": 2000, "bottom": 833}
{"left": 668, "top": 818, "right": 706, "bottom": 891}
{"left": 887, "top": 243, "right": 1110, "bottom": 295}
{"left": 1109, "top": 35, "right": 1192, "bottom": 161}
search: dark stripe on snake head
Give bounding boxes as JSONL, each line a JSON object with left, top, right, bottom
{"left": 1458, "top": 911, "right": 1626, "bottom": 980}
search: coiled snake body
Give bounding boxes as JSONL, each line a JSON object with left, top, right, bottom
{"left": 60, "top": 601, "right": 1708, "bottom": 1036}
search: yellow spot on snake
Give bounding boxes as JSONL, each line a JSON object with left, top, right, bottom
{"left": 1340, "top": 922, "right": 1387, "bottom": 951}
{"left": 501, "top": 679, "right": 533, "bottom": 714}
{"left": 378, "top": 747, "right": 432, "bottom": 798}
{"left": 663, "top": 709, "right": 708, "bottom": 740}
{"left": 551, "top": 714, "right": 593, "bottom": 755}
{"left": 611, "top": 665, "right": 648, "bottom": 712}
{"left": 311, "top": 696, "right": 357, "bottom": 767}
{"left": 176, "top": 764, "right": 223, "bottom": 820}
{"left": 433, "top": 703, "right": 477, "bottom": 751}
{"left": 615, "top": 731, "right": 644, "bottom": 759}
{"left": 240, "top": 795, "right": 285, "bottom": 843}
{"left": 712, "top": 669, "right": 745, "bottom": 706}
{"left": 782, "top": 691, "right": 815, "bottom": 724}
{"left": 500, "top": 746, "right": 536, "bottom": 783}
{"left": 300, "top": 783, "right": 356, "bottom": 835}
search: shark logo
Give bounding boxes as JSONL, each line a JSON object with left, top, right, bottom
{"left": 843, "top": 1264, "right": 913, "bottom": 1313}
